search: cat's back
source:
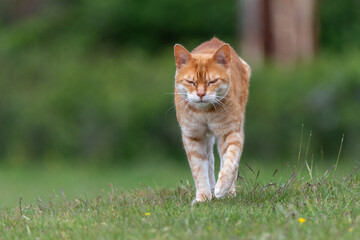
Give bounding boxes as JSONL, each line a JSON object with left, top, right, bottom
{"left": 192, "top": 37, "right": 226, "bottom": 55}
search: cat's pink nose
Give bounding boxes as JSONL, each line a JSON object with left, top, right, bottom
{"left": 197, "top": 91, "right": 206, "bottom": 99}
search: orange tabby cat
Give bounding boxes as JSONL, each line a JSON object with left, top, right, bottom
{"left": 174, "top": 37, "right": 250, "bottom": 202}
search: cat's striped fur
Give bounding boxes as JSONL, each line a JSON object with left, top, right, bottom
{"left": 174, "top": 37, "right": 250, "bottom": 202}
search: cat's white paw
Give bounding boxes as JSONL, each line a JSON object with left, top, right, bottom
{"left": 192, "top": 192, "right": 212, "bottom": 204}
{"left": 214, "top": 180, "right": 235, "bottom": 199}
{"left": 191, "top": 199, "right": 198, "bottom": 206}
{"left": 214, "top": 185, "right": 227, "bottom": 199}
{"left": 228, "top": 187, "right": 236, "bottom": 197}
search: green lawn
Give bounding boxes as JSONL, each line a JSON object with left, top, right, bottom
{"left": 1, "top": 160, "right": 359, "bottom": 239}
{"left": 0, "top": 162, "right": 192, "bottom": 208}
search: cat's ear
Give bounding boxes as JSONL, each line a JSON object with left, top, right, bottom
{"left": 212, "top": 44, "right": 231, "bottom": 68}
{"left": 174, "top": 44, "right": 191, "bottom": 68}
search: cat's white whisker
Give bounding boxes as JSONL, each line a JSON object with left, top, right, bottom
{"left": 162, "top": 92, "right": 183, "bottom": 95}
{"left": 165, "top": 98, "right": 189, "bottom": 115}
{"left": 213, "top": 98, "right": 230, "bottom": 116}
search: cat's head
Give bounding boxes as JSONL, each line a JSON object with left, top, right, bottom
{"left": 174, "top": 44, "right": 231, "bottom": 108}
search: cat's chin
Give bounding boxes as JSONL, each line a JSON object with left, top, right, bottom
{"left": 190, "top": 101, "right": 213, "bottom": 110}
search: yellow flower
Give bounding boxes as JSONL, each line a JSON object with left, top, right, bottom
{"left": 145, "top": 212, "right": 151, "bottom": 216}
{"left": 348, "top": 227, "right": 354, "bottom": 232}
{"left": 298, "top": 218, "right": 306, "bottom": 223}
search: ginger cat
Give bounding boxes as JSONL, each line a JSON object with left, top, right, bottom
{"left": 174, "top": 37, "right": 250, "bottom": 202}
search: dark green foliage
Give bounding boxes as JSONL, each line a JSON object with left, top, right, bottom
{"left": 0, "top": 0, "right": 236, "bottom": 51}
{"left": 78, "top": 0, "right": 236, "bottom": 49}
{"left": 246, "top": 56, "right": 360, "bottom": 160}
{"left": 319, "top": 0, "right": 360, "bottom": 51}
{"left": 0, "top": 47, "right": 181, "bottom": 163}
{"left": 2, "top": 0, "right": 360, "bottom": 52}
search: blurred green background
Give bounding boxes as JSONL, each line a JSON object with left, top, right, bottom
{"left": 0, "top": 0, "right": 359, "bottom": 167}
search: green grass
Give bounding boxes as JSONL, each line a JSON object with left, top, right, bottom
{"left": 0, "top": 162, "right": 192, "bottom": 208}
{"left": 1, "top": 160, "right": 359, "bottom": 239}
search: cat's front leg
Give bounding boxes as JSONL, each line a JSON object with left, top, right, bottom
{"left": 214, "top": 131, "right": 244, "bottom": 199}
{"left": 182, "top": 135, "right": 212, "bottom": 202}
{"left": 206, "top": 135, "right": 216, "bottom": 195}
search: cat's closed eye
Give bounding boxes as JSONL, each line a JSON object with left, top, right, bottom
{"left": 208, "top": 79, "right": 219, "bottom": 85}
{"left": 185, "top": 80, "right": 196, "bottom": 86}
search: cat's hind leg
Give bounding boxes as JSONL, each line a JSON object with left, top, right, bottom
{"left": 182, "top": 135, "right": 212, "bottom": 202}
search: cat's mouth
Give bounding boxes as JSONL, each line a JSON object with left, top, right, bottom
{"left": 189, "top": 96, "right": 216, "bottom": 105}
{"left": 192, "top": 99, "right": 209, "bottom": 103}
